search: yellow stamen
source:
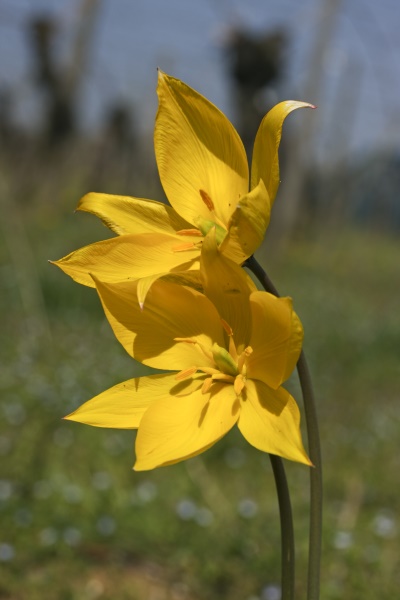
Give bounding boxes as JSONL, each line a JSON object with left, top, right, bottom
{"left": 176, "top": 229, "right": 203, "bottom": 236}
{"left": 201, "top": 377, "right": 213, "bottom": 394}
{"left": 220, "top": 318, "right": 233, "bottom": 336}
{"left": 175, "top": 366, "right": 198, "bottom": 381}
{"left": 199, "top": 189, "right": 215, "bottom": 211}
{"left": 171, "top": 242, "right": 196, "bottom": 252}
{"left": 228, "top": 338, "right": 238, "bottom": 363}
{"left": 199, "top": 367, "right": 221, "bottom": 375}
{"left": 237, "top": 346, "right": 253, "bottom": 372}
{"left": 220, "top": 318, "right": 238, "bottom": 362}
{"left": 234, "top": 374, "right": 245, "bottom": 395}
{"left": 174, "top": 337, "right": 250, "bottom": 394}
{"left": 211, "top": 373, "right": 235, "bottom": 383}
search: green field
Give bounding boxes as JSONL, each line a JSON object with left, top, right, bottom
{"left": 1, "top": 187, "right": 399, "bottom": 599}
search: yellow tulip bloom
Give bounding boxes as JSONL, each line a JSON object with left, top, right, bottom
{"left": 52, "top": 72, "right": 313, "bottom": 306}
{"left": 65, "top": 232, "right": 311, "bottom": 470}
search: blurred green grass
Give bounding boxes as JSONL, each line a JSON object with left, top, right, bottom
{"left": 1, "top": 191, "right": 399, "bottom": 600}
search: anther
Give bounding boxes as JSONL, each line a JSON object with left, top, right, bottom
{"left": 199, "top": 189, "right": 215, "bottom": 211}
{"left": 175, "top": 366, "right": 198, "bottom": 381}
{"left": 237, "top": 346, "right": 253, "bottom": 372}
{"left": 220, "top": 318, "right": 238, "bottom": 362}
{"left": 201, "top": 377, "right": 213, "bottom": 394}
{"left": 171, "top": 242, "right": 196, "bottom": 252}
{"left": 220, "top": 318, "right": 233, "bottom": 336}
{"left": 234, "top": 374, "right": 245, "bottom": 396}
{"left": 176, "top": 229, "right": 203, "bottom": 236}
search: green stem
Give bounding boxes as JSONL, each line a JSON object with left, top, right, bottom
{"left": 269, "top": 454, "right": 295, "bottom": 600}
{"left": 297, "top": 352, "right": 322, "bottom": 600}
{"left": 244, "top": 255, "right": 322, "bottom": 600}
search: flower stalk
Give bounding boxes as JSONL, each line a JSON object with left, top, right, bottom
{"left": 269, "top": 454, "right": 295, "bottom": 600}
{"left": 244, "top": 255, "right": 322, "bottom": 600}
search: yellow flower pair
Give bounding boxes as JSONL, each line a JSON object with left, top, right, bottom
{"left": 55, "top": 72, "right": 313, "bottom": 470}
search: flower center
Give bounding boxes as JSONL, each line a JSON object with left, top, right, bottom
{"left": 194, "top": 217, "right": 227, "bottom": 244}
{"left": 195, "top": 189, "right": 228, "bottom": 244}
{"left": 174, "top": 319, "right": 253, "bottom": 397}
{"left": 171, "top": 189, "right": 228, "bottom": 252}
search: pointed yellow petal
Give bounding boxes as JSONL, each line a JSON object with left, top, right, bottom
{"left": 246, "top": 292, "right": 303, "bottom": 389}
{"left": 77, "top": 192, "right": 192, "bottom": 235}
{"left": 64, "top": 374, "right": 179, "bottom": 428}
{"left": 238, "top": 379, "right": 311, "bottom": 465}
{"left": 51, "top": 232, "right": 200, "bottom": 288}
{"left": 93, "top": 277, "right": 225, "bottom": 371}
{"left": 287, "top": 311, "right": 304, "bottom": 380}
{"left": 200, "top": 229, "right": 255, "bottom": 352}
{"left": 251, "top": 101, "right": 315, "bottom": 203}
{"left": 136, "top": 273, "right": 166, "bottom": 308}
{"left": 155, "top": 71, "right": 248, "bottom": 227}
{"left": 220, "top": 179, "right": 271, "bottom": 263}
{"left": 134, "top": 383, "right": 240, "bottom": 470}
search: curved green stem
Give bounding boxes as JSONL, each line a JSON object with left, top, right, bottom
{"left": 296, "top": 352, "right": 322, "bottom": 600}
{"left": 269, "top": 454, "right": 295, "bottom": 600}
{"left": 245, "top": 255, "right": 322, "bottom": 600}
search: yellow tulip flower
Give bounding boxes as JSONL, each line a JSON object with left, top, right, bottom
{"left": 52, "top": 72, "right": 313, "bottom": 306}
{"left": 65, "top": 232, "right": 311, "bottom": 470}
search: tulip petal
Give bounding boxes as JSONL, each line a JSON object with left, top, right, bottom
{"left": 220, "top": 179, "right": 271, "bottom": 263}
{"left": 238, "top": 379, "right": 311, "bottom": 465}
{"left": 134, "top": 382, "right": 240, "bottom": 470}
{"left": 251, "top": 101, "right": 315, "bottom": 203}
{"left": 287, "top": 311, "right": 304, "bottom": 379}
{"left": 77, "top": 192, "right": 192, "bottom": 235}
{"left": 136, "top": 270, "right": 203, "bottom": 307}
{"left": 247, "top": 292, "right": 303, "bottom": 389}
{"left": 51, "top": 232, "right": 200, "bottom": 287}
{"left": 155, "top": 71, "right": 248, "bottom": 227}
{"left": 136, "top": 273, "right": 167, "bottom": 309}
{"left": 161, "top": 270, "right": 203, "bottom": 293}
{"left": 200, "top": 230, "right": 255, "bottom": 352}
{"left": 93, "top": 277, "right": 225, "bottom": 371}
{"left": 64, "top": 374, "right": 180, "bottom": 428}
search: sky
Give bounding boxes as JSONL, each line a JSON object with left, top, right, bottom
{"left": 1, "top": 0, "right": 400, "bottom": 165}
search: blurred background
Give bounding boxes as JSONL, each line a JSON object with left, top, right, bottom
{"left": 0, "top": 0, "right": 399, "bottom": 599}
